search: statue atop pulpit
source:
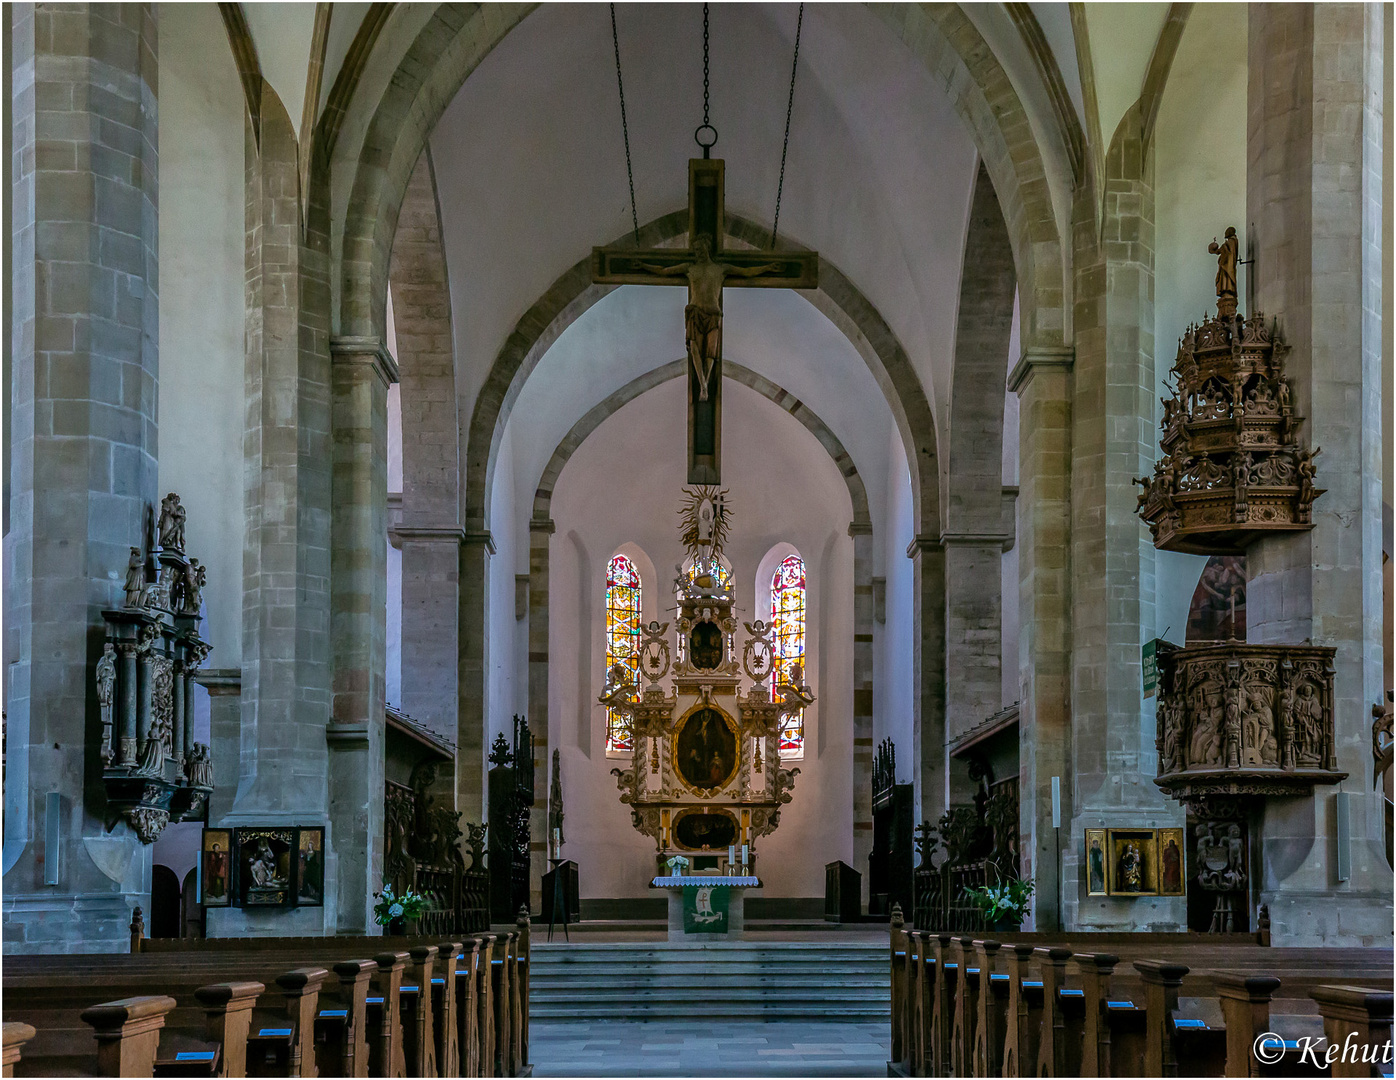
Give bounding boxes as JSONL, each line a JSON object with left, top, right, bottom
{"left": 603, "top": 488, "right": 812, "bottom": 874}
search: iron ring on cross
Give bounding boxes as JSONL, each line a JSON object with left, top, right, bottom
{"left": 694, "top": 124, "right": 718, "bottom": 150}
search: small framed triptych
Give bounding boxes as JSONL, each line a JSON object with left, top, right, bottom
{"left": 1084, "top": 826, "right": 1186, "bottom": 898}
{"left": 199, "top": 826, "right": 324, "bottom": 909}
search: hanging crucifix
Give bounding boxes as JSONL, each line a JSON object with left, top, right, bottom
{"left": 592, "top": 159, "right": 818, "bottom": 484}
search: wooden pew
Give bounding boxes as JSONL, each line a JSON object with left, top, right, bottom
{"left": 1034, "top": 947, "right": 1075, "bottom": 1077}
{"left": 949, "top": 937, "right": 980, "bottom": 1077}
{"left": 1214, "top": 972, "right": 1280, "bottom": 1079}
{"left": 1135, "top": 960, "right": 1190, "bottom": 1077}
{"left": 928, "top": 934, "right": 956, "bottom": 1078}
{"left": 890, "top": 906, "right": 908, "bottom": 1070}
{"left": 1310, "top": 985, "right": 1394, "bottom": 1078}
{"left": 370, "top": 952, "right": 408, "bottom": 1079}
{"left": 273, "top": 968, "right": 327, "bottom": 1078}
{"left": 1000, "top": 944, "right": 1041, "bottom": 1078}
{"left": 326, "top": 960, "right": 375, "bottom": 1079}
{"left": 456, "top": 939, "right": 483, "bottom": 1078}
{"left": 405, "top": 946, "right": 438, "bottom": 1079}
{"left": 81, "top": 995, "right": 179, "bottom": 1077}
{"left": 193, "top": 982, "right": 264, "bottom": 1078}
{"left": 972, "top": 940, "right": 1005, "bottom": 1078}
{"left": 1074, "top": 952, "right": 1119, "bottom": 1077}
{"left": 432, "top": 942, "right": 461, "bottom": 1079}
{"left": 2, "top": 1024, "right": 35, "bottom": 1079}
{"left": 477, "top": 935, "right": 497, "bottom": 1079}
{"left": 906, "top": 931, "right": 930, "bottom": 1076}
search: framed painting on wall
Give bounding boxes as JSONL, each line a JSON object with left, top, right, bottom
{"left": 199, "top": 828, "right": 232, "bottom": 907}
{"left": 1156, "top": 827, "right": 1186, "bottom": 895}
{"left": 295, "top": 827, "right": 325, "bottom": 906}
{"left": 1085, "top": 829, "right": 1109, "bottom": 896}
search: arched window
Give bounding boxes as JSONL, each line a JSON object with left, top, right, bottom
{"left": 770, "top": 554, "right": 807, "bottom": 755}
{"left": 605, "top": 554, "right": 642, "bottom": 753}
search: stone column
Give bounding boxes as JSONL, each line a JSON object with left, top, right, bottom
{"left": 1246, "top": 3, "right": 1390, "bottom": 944}
{"left": 527, "top": 516, "right": 555, "bottom": 910}
{"left": 192, "top": 669, "right": 240, "bottom": 826}
{"left": 1067, "top": 115, "right": 1179, "bottom": 931}
{"left": 3, "top": 2, "right": 159, "bottom": 953}
{"left": 849, "top": 517, "right": 875, "bottom": 901}
{"left": 908, "top": 537, "right": 948, "bottom": 830}
{"left": 329, "top": 336, "right": 396, "bottom": 935}
{"left": 943, "top": 538, "right": 1008, "bottom": 802}
{"left": 394, "top": 528, "right": 462, "bottom": 739}
{"left": 1008, "top": 347, "right": 1073, "bottom": 932}
{"left": 457, "top": 532, "right": 494, "bottom": 822}
{"left": 216, "top": 82, "right": 334, "bottom": 935}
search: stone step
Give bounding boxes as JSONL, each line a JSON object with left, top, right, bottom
{"left": 530, "top": 941, "right": 889, "bottom": 1024}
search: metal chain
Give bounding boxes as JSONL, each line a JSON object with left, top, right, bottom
{"left": 611, "top": 4, "right": 639, "bottom": 244}
{"left": 772, "top": 3, "right": 804, "bottom": 248}
{"left": 702, "top": 4, "right": 710, "bottom": 128}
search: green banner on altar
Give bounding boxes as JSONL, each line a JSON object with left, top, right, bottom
{"left": 682, "top": 885, "right": 729, "bottom": 933}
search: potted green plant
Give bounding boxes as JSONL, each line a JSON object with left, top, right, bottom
{"left": 963, "top": 875, "right": 1035, "bottom": 933}
{"left": 373, "top": 883, "right": 427, "bottom": 935}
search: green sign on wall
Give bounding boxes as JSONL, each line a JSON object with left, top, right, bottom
{"left": 1142, "top": 638, "right": 1158, "bottom": 699}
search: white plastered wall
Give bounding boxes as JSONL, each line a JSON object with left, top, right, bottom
{"left": 1151, "top": 3, "right": 1250, "bottom": 642}
{"left": 157, "top": 3, "right": 245, "bottom": 674}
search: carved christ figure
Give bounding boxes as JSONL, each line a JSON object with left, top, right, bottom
{"left": 639, "top": 235, "right": 782, "bottom": 401}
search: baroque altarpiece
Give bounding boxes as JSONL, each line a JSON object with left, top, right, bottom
{"left": 602, "top": 489, "right": 812, "bottom": 872}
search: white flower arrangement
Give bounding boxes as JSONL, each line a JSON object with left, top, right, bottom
{"left": 372, "top": 882, "right": 427, "bottom": 927}
{"left": 665, "top": 855, "right": 690, "bottom": 875}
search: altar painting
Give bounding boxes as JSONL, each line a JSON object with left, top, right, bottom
{"left": 672, "top": 808, "right": 739, "bottom": 851}
{"left": 674, "top": 706, "right": 738, "bottom": 794}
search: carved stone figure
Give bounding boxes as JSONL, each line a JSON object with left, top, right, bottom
{"left": 185, "top": 742, "right": 213, "bottom": 788}
{"left": 181, "top": 558, "right": 206, "bottom": 616}
{"left": 598, "top": 662, "right": 635, "bottom": 709}
{"left": 96, "top": 643, "right": 117, "bottom": 766}
{"left": 1293, "top": 682, "right": 1324, "bottom": 766}
{"left": 123, "top": 547, "right": 146, "bottom": 608}
{"left": 1208, "top": 227, "right": 1239, "bottom": 316}
{"left": 157, "top": 493, "right": 186, "bottom": 552}
{"left": 1373, "top": 698, "right": 1393, "bottom": 791}
{"left": 1159, "top": 696, "right": 1182, "bottom": 774}
{"left": 1296, "top": 447, "right": 1319, "bottom": 507}
{"left": 1243, "top": 686, "right": 1278, "bottom": 766}
{"left": 1188, "top": 674, "right": 1224, "bottom": 766}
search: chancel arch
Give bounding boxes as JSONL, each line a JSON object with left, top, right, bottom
{"left": 543, "top": 377, "right": 858, "bottom": 901}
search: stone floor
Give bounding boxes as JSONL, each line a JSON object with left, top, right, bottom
{"left": 530, "top": 1020, "right": 891, "bottom": 1077}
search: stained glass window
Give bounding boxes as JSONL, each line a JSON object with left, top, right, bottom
{"left": 605, "top": 554, "right": 641, "bottom": 753}
{"left": 771, "top": 554, "right": 807, "bottom": 755}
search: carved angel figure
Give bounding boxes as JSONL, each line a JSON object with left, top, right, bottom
{"left": 598, "top": 662, "right": 636, "bottom": 708}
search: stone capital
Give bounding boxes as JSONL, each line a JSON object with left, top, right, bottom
{"left": 330, "top": 335, "right": 400, "bottom": 389}
{"left": 462, "top": 530, "right": 496, "bottom": 554}
{"left": 1007, "top": 344, "right": 1074, "bottom": 394}
{"left": 390, "top": 523, "right": 466, "bottom": 547}
{"left": 529, "top": 517, "right": 557, "bottom": 536}
{"left": 192, "top": 669, "right": 242, "bottom": 696}
{"left": 847, "top": 515, "right": 873, "bottom": 537}
{"left": 905, "top": 533, "right": 943, "bottom": 558}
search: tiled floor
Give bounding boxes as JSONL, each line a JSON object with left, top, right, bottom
{"left": 530, "top": 1020, "right": 892, "bottom": 1077}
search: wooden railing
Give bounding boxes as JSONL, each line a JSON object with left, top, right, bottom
{"left": 3, "top": 912, "right": 532, "bottom": 1078}
{"left": 888, "top": 907, "right": 1394, "bottom": 1078}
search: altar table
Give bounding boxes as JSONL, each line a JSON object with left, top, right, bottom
{"left": 651, "top": 876, "right": 762, "bottom": 941}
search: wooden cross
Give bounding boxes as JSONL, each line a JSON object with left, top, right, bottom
{"left": 592, "top": 159, "right": 818, "bottom": 484}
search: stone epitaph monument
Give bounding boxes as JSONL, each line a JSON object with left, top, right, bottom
{"left": 603, "top": 488, "right": 811, "bottom": 872}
